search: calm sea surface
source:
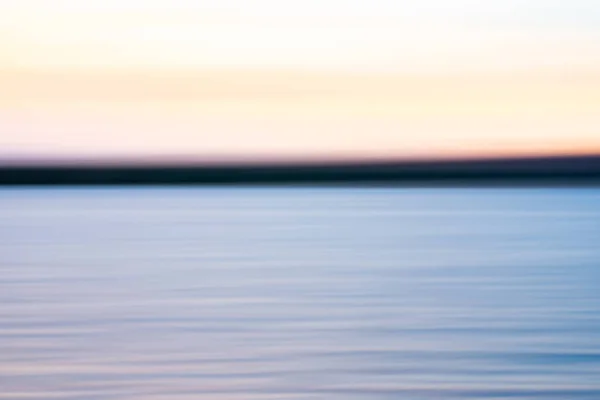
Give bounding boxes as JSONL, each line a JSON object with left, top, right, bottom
{"left": 1, "top": 188, "right": 600, "bottom": 399}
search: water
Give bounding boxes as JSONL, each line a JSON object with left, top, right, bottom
{"left": 1, "top": 188, "right": 600, "bottom": 399}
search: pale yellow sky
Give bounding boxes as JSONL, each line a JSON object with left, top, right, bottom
{"left": 1, "top": 0, "right": 599, "bottom": 161}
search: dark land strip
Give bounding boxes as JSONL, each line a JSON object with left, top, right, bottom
{"left": 1, "top": 155, "right": 600, "bottom": 186}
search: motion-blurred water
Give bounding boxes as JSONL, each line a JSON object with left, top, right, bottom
{"left": 1, "top": 188, "right": 600, "bottom": 399}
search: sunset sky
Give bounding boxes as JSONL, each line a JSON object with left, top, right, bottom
{"left": 1, "top": 0, "right": 599, "bottom": 162}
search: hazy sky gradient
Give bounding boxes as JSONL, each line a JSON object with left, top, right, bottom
{"left": 1, "top": 0, "right": 599, "bottom": 161}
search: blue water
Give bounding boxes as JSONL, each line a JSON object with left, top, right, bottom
{"left": 1, "top": 188, "right": 600, "bottom": 399}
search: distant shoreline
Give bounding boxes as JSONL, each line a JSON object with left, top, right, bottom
{"left": 1, "top": 155, "right": 599, "bottom": 186}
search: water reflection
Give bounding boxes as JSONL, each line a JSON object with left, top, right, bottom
{"left": 1, "top": 188, "right": 600, "bottom": 399}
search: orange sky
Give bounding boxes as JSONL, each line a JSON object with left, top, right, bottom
{"left": 1, "top": 0, "right": 599, "bottom": 161}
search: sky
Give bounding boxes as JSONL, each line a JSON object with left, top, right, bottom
{"left": 0, "top": 0, "right": 599, "bottom": 162}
